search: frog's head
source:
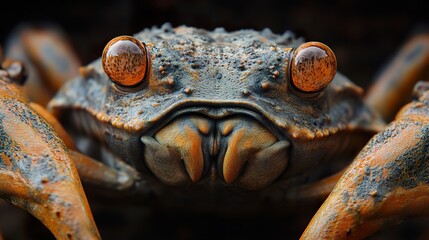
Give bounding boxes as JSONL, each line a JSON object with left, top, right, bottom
{"left": 49, "top": 24, "right": 382, "bottom": 190}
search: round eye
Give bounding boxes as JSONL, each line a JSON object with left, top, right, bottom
{"left": 291, "top": 42, "right": 337, "bottom": 92}
{"left": 102, "top": 36, "right": 148, "bottom": 87}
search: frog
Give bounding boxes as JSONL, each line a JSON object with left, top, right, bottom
{"left": 1, "top": 23, "right": 429, "bottom": 239}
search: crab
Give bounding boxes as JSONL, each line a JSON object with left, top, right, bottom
{"left": 0, "top": 23, "right": 429, "bottom": 239}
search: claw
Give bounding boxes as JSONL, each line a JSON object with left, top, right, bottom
{"left": 141, "top": 135, "right": 190, "bottom": 185}
{"left": 30, "top": 101, "right": 137, "bottom": 191}
{"left": 301, "top": 89, "right": 429, "bottom": 239}
{"left": 236, "top": 140, "right": 289, "bottom": 189}
{"left": 70, "top": 150, "right": 136, "bottom": 191}
{"left": 145, "top": 116, "right": 210, "bottom": 184}
{"left": 0, "top": 79, "right": 99, "bottom": 239}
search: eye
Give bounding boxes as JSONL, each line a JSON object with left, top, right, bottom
{"left": 102, "top": 36, "right": 148, "bottom": 87}
{"left": 290, "top": 42, "right": 336, "bottom": 93}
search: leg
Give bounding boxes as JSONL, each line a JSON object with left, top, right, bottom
{"left": 30, "top": 101, "right": 140, "bottom": 191}
{"left": 0, "top": 78, "right": 99, "bottom": 239}
{"left": 365, "top": 33, "right": 429, "bottom": 122}
{"left": 284, "top": 169, "right": 345, "bottom": 202}
{"left": 69, "top": 150, "right": 139, "bottom": 191}
{"left": 302, "top": 86, "right": 429, "bottom": 239}
{"left": 4, "top": 31, "right": 141, "bottom": 191}
{"left": 4, "top": 23, "right": 81, "bottom": 106}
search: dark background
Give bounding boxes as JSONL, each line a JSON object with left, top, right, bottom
{"left": 1, "top": 1, "right": 429, "bottom": 239}
{"left": 1, "top": 0, "right": 429, "bottom": 89}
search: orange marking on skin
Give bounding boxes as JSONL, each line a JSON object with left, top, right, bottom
{"left": 0, "top": 171, "right": 31, "bottom": 199}
{"left": 311, "top": 185, "right": 429, "bottom": 240}
{"left": 192, "top": 118, "right": 210, "bottom": 135}
{"left": 0, "top": 103, "right": 100, "bottom": 239}
{"left": 183, "top": 126, "right": 204, "bottom": 182}
{"left": 222, "top": 119, "right": 278, "bottom": 184}
{"left": 1, "top": 109, "right": 52, "bottom": 158}
{"left": 155, "top": 119, "right": 204, "bottom": 182}
{"left": 0, "top": 83, "right": 29, "bottom": 103}
{"left": 376, "top": 184, "right": 429, "bottom": 217}
{"left": 30, "top": 102, "right": 77, "bottom": 150}
{"left": 242, "top": 125, "right": 277, "bottom": 149}
{"left": 302, "top": 118, "right": 429, "bottom": 240}
{"left": 366, "top": 123, "right": 420, "bottom": 169}
{"left": 221, "top": 122, "right": 234, "bottom": 136}
{"left": 223, "top": 128, "right": 247, "bottom": 184}
{"left": 0, "top": 153, "right": 12, "bottom": 169}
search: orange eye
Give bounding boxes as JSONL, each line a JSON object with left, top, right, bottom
{"left": 291, "top": 42, "right": 336, "bottom": 92}
{"left": 102, "top": 36, "right": 148, "bottom": 87}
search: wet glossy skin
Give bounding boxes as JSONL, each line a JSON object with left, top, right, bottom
{"left": 48, "top": 24, "right": 382, "bottom": 203}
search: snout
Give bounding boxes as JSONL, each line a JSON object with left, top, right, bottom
{"left": 141, "top": 111, "right": 289, "bottom": 190}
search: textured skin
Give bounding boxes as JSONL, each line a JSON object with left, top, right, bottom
{"left": 302, "top": 88, "right": 429, "bottom": 239}
{"left": 0, "top": 77, "right": 100, "bottom": 239}
{"left": 2, "top": 23, "right": 429, "bottom": 239}
{"left": 48, "top": 24, "right": 382, "bottom": 204}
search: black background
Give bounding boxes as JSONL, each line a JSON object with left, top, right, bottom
{"left": 1, "top": 1, "right": 429, "bottom": 239}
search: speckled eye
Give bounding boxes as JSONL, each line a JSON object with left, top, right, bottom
{"left": 291, "top": 42, "right": 336, "bottom": 92}
{"left": 102, "top": 36, "right": 148, "bottom": 87}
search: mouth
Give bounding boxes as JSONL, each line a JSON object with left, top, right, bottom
{"left": 141, "top": 107, "right": 290, "bottom": 190}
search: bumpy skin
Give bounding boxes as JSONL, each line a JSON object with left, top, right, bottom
{"left": 48, "top": 24, "right": 382, "bottom": 209}
{"left": 3, "top": 24, "right": 429, "bottom": 239}
{"left": 302, "top": 88, "right": 429, "bottom": 239}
